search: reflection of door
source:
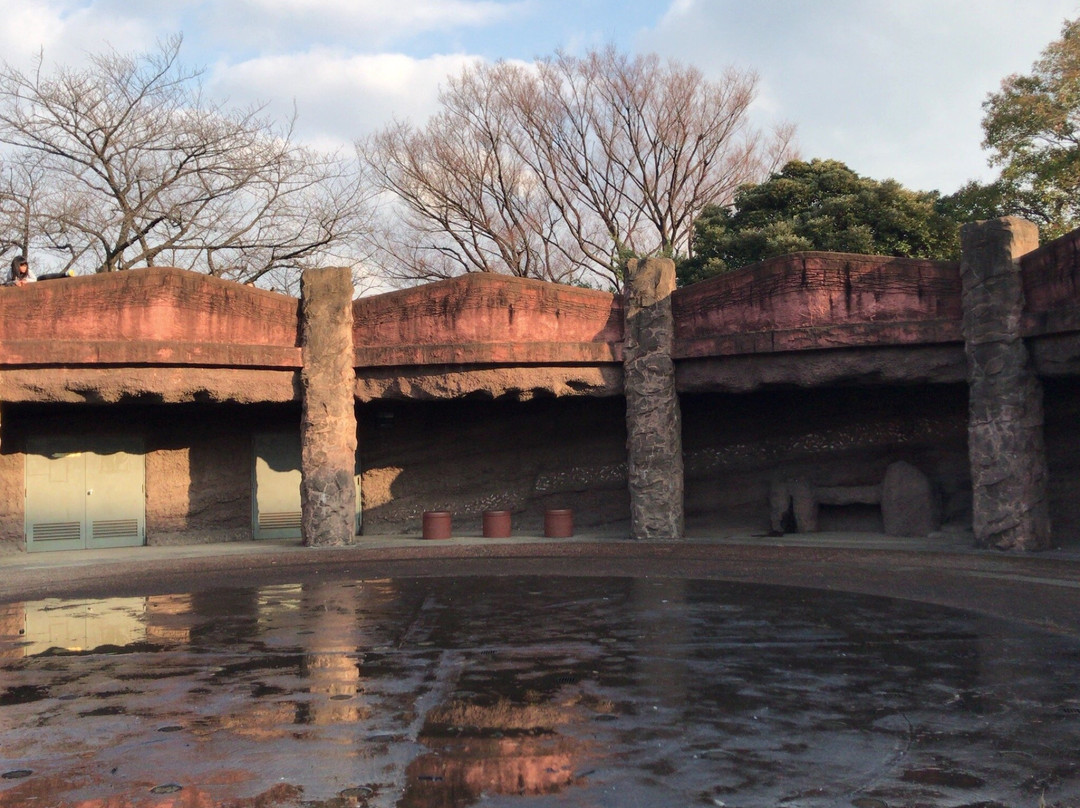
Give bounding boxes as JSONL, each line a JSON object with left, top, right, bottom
{"left": 25, "top": 436, "right": 145, "bottom": 552}
{"left": 253, "top": 433, "right": 302, "bottom": 539}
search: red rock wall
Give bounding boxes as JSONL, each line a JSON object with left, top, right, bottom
{"left": 1021, "top": 228, "right": 1080, "bottom": 335}
{"left": 352, "top": 273, "right": 623, "bottom": 366}
{"left": 673, "top": 252, "right": 962, "bottom": 358}
{"left": 1, "top": 245, "right": 1080, "bottom": 549}
{"left": 2, "top": 247, "right": 1078, "bottom": 382}
{"left": 0, "top": 268, "right": 301, "bottom": 368}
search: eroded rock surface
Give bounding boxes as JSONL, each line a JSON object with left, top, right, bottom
{"left": 624, "top": 258, "right": 684, "bottom": 540}
{"left": 961, "top": 218, "right": 1051, "bottom": 550}
{"left": 300, "top": 267, "right": 357, "bottom": 546}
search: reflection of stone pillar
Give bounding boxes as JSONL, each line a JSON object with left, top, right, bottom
{"left": 960, "top": 218, "right": 1051, "bottom": 550}
{"left": 404, "top": 700, "right": 581, "bottom": 806}
{"left": 144, "top": 595, "right": 193, "bottom": 644}
{"left": 300, "top": 267, "right": 358, "bottom": 546}
{"left": 623, "top": 257, "right": 684, "bottom": 540}
{"left": 631, "top": 578, "right": 687, "bottom": 707}
{"left": 303, "top": 582, "right": 363, "bottom": 726}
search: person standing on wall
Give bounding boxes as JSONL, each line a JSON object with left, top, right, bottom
{"left": 5, "top": 255, "right": 35, "bottom": 286}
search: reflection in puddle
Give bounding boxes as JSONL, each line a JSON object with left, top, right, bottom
{"left": 1, "top": 576, "right": 1080, "bottom": 807}
{"left": 403, "top": 699, "right": 584, "bottom": 806}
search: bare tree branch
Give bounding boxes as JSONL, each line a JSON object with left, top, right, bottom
{"left": 0, "top": 36, "right": 374, "bottom": 288}
{"left": 359, "top": 47, "right": 797, "bottom": 290}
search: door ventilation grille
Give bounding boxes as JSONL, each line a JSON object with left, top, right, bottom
{"left": 92, "top": 519, "right": 140, "bottom": 540}
{"left": 259, "top": 511, "right": 302, "bottom": 530}
{"left": 32, "top": 522, "right": 81, "bottom": 542}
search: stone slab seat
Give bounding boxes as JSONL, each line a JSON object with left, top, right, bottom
{"left": 770, "top": 461, "right": 938, "bottom": 538}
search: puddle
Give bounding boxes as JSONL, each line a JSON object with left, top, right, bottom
{"left": 1, "top": 576, "right": 1079, "bottom": 807}
{"left": 903, "top": 767, "right": 987, "bottom": 789}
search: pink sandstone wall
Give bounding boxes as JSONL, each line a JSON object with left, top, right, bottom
{"left": 0, "top": 267, "right": 301, "bottom": 368}
{"left": 1021, "top": 228, "right": 1080, "bottom": 335}
{"left": 352, "top": 273, "right": 624, "bottom": 366}
{"left": 1, "top": 247, "right": 1079, "bottom": 548}
{"left": 672, "top": 252, "right": 962, "bottom": 358}
{"left": 2, "top": 246, "right": 1079, "bottom": 382}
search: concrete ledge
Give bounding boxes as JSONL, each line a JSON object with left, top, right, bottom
{"left": 0, "top": 340, "right": 302, "bottom": 369}
{"left": 3, "top": 537, "right": 1080, "bottom": 637}
{"left": 675, "top": 319, "right": 963, "bottom": 359}
{"left": 355, "top": 340, "right": 622, "bottom": 367}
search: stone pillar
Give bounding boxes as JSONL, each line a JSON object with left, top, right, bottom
{"left": 300, "top": 267, "right": 358, "bottom": 546}
{"left": 623, "top": 257, "right": 684, "bottom": 540}
{"left": 960, "top": 217, "right": 1051, "bottom": 551}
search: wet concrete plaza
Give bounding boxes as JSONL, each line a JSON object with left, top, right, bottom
{"left": 2, "top": 567, "right": 1080, "bottom": 808}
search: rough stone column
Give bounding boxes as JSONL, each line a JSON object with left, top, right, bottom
{"left": 960, "top": 217, "right": 1051, "bottom": 550}
{"left": 623, "top": 257, "right": 684, "bottom": 539}
{"left": 300, "top": 266, "right": 358, "bottom": 546}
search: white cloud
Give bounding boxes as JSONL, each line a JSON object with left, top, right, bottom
{"left": 0, "top": 1, "right": 508, "bottom": 157}
{"left": 0, "top": 0, "right": 158, "bottom": 71}
{"left": 5, "top": 0, "right": 1079, "bottom": 199}
{"left": 202, "top": 0, "right": 526, "bottom": 51}
{"left": 210, "top": 50, "right": 483, "bottom": 148}
{"left": 0, "top": 0, "right": 527, "bottom": 69}
{"left": 641, "top": 0, "right": 1078, "bottom": 192}
{"left": 240, "top": 0, "right": 517, "bottom": 26}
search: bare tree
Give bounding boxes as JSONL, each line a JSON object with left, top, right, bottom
{"left": 360, "top": 47, "right": 796, "bottom": 289}
{"left": 0, "top": 36, "right": 372, "bottom": 287}
{"left": 360, "top": 65, "right": 583, "bottom": 286}
{"left": 0, "top": 158, "right": 39, "bottom": 259}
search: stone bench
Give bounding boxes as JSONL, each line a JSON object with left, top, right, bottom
{"left": 770, "top": 461, "right": 938, "bottom": 537}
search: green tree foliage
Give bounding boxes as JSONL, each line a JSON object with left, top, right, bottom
{"left": 678, "top": 159, "right": 959, "bottom": 284}
{"left": 934, "top": 179, "right": 1014, "bottom": 227}
{"left": 980, "top": 17, "right": 1080, "bottom": 238}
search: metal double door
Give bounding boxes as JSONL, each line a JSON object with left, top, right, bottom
{"left": 25, "top": 436, "right": 145, "bottom": 552}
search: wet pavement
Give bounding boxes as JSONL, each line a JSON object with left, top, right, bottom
{"left": 3, "top": 569, "right": 1080, "bottom": 807}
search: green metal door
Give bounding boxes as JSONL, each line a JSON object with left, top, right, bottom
{"left": 25, "top": 437, "right": 86, "bottom": 552}
{"left": 25, "top": 436, "right": 145, "bottom": 552}
{"left": 85, "top": 437, "right": 145, "bottom": 549}
{"left": 253, "top": 432, "right": 302, "bottom": 539}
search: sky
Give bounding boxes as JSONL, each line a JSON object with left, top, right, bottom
{"left": 1, "top": 0, "right": 1078, "bottom": 195}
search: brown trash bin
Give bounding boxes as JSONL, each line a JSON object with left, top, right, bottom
{"left": 422, "top": 511, "right": 452, "bottom": 540}
{"left": 482, "top": 510, "right": 512, "bottom": 538}
{"left": 544, "top": 508, "right": 573, "bottom": 538}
